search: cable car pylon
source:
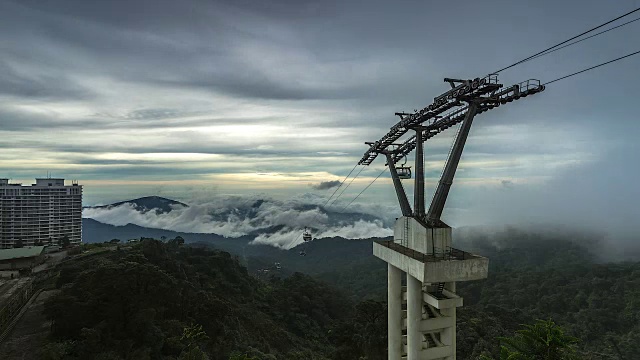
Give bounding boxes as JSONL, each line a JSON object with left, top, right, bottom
{"left": 359, "top": 74, "right": 544, "bottom": 360}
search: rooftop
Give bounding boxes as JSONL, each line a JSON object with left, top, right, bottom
{"left": 0, "top": 246, "right": 45, "bottom": 261}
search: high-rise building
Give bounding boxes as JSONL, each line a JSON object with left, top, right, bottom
{"left": 0, "top": 178, "right": 82, "bottom": 249}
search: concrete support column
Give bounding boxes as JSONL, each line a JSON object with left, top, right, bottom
{"left": 407, "top": 274, "right": 423, "bottom": 360}
{"left": 441, "top": 282, "right": 457, "bottom": 360}
{"left": 388, "top": 264, "right": 403, "bottom": 360}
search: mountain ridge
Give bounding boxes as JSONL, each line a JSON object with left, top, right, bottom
{"left": 85, "top": 195, "right": 188, "bottom": 214}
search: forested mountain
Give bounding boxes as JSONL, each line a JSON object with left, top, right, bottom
{"left": 316, "top": 228, "right": 640, "bottom": 359}
{"left": 43, "top": 240, "right": 358, "bottom": 359}
{"left": 85, "top": 196, "right": 188, "bottom": 214}
{"left": 40, "top": 228, "right": 640, "bottom": 359}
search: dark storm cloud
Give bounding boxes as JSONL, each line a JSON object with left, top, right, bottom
{"left": 0, "top": 109, "right": 104, "bottom": 132}
{"left": 2, "top": 0, "right": 367, "bottom": 102}
{"left": 311, "top": 180, "right": 342, "bottom": 190}
{"left": 4, "top": 0, "right": 639, "bottom": 109}
{"left": 12, "top": 0, "right": 343, "bottom": 30}
{"left": 0, "top": 61, "right": 92, "bottom": 100}
{"left": 157, "top": 77, "right": 365, "bottom": 101}
{"left": 0, "top": 131, "right": 364, "bottom": 162}
{"left": 63, "top": 165, "right": 231, "bottom": 178}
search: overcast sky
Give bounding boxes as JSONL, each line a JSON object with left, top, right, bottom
{"left": 1, "top": 0, "right": 640, "bottom": 236}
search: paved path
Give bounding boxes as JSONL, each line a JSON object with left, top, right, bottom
{"left": 0, "top": 290, "right": 58, "bottom": 360}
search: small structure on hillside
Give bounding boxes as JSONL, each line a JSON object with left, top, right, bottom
{"left": 0, "top": 246, "right": 45, "bottom": 271}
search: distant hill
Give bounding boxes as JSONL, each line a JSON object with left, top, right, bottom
{"left": 82, "top": 217, "right": 385, "bottom": 275}
{"left": 82, "top": 218, "right": 220, "bottom": 243}
{"left": 85, "top": 196, "right": 188, "bottom": 214}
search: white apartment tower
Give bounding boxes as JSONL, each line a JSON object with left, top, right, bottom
{"left": 0, "top": 178, "right": 82, "bottom": 249}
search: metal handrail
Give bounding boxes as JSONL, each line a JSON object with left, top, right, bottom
{"left": 517, "top": 79, "right": 542, "bottom": 91}
{"left": 378, "top": 240, "right": 470, "bottom": 262}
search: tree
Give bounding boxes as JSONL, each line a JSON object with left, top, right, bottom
{"left": 180, "top": 323, "right": 209, "bottom": 360}
{"left": 229, "top": 353, "right": 259, "bottom": 360}
{"left": 480, "top": 319, "right": 580, "bottom": 360}
{"left": 59, "top": 235, "right": 71, "bottom": 248}
{"left": 330, "top": 300, "right": 387, "bottom": 360}
{"left": 15, "top": 238, "right": 23, "bottom": 248}
{"left": 109, "top": 238, "right": 121, "bottom": 244}
{"left": 168, "top": 236, "right": 185, "bottom": 248}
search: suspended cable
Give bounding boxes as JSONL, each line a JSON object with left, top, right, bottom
{"left": 341, "top": 169, "right": 386, "bottom": 211}
{"left": 290, "top": 163, "right": 361, "bottom": 246}
{"left": 528, "top": 17, "right": 640, "bottom": 61}
{"left": 545, "top": 49, "right": 640, "bottom": 85}
{"left": 322, "top": 163, "right": 358, "bottom": 207}
{"left": 493, "top": 7, "right": 640, "bottom": 74}
{"left": 330, "top": 165, "right": 365, "bottom": 207}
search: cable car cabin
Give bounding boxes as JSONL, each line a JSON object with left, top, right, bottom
{"left": 397, "top": 166, "right": 412, "bottom": 180}
{"left": 303, "top": 228, "right": 313, "bottom": 242}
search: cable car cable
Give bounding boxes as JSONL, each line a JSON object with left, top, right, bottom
{"left": 330, "top": 165, "right": 366, "bottom": 207}
{"left": 341, "top": 168, "right": 387, "bottom": 211}
{"left": 544, "top": 49, "right": 640, "bottom": 85}
{"left": 527, "top": 17, "right": 640, "bottom": 62}
{"left": 290, "top": 163, "right": 361, "bottom": 247}
{"left": 322, "top": 163, "right": 359, "bottom": 208}
{"left": 492, "top": 7, "right": 640, "bottom": 74}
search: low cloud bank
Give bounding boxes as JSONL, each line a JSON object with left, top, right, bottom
{"left": 83, "top": 194, "right": 395, "bottom": 249}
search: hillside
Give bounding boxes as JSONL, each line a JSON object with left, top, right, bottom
{"left": 315, "top": 229, "right": 640, "bottom": 359}
{"left": 42, "top": 240, "right": 364, "bottom": 360}
{"left": 45, "top": 226, "right": 640, "bottom": 359}
{"left": 82, "top": 217, "right": 387, "bottom": 275}
{"left": 82, "top": 218, "right": 230, "bottom": 244}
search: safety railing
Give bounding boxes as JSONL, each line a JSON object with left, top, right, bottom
{"left": 377, "top": 240, "right": 472, "bottom": 262}
{"left": 481, "top": 73, "right": 499, "bottom": 87}
{"left": 517, "top": 79, "right": 542, "bottom": 92}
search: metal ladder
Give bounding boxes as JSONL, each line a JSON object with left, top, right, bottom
{"left": 403, "top": 217, "right": 410, "bottom": 246}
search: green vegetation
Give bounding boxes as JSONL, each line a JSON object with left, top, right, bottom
{"left": 480, "top": 320, "right": 579, "bottom": 360}
{"left": 38, "top": 229, "right": 640, "bottom": 360}
{"left": 41, "top": 240, "right": 358, "bottom": 359}
{"left": 300, "top": 229, "right": 640, "bottom": 359}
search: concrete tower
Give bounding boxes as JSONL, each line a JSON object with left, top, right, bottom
{"left": 358, "top": 76, "right": 545, "bottom": 359}
{"left": 376, "top": 219, "right": 488, "bottom": 359}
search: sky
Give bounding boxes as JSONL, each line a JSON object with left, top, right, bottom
{"left": 1, "top": 0, "right": 640, "bottom": 240}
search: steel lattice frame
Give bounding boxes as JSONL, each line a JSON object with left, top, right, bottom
{"left": 359, "top": 74, "right": 545, "bottom": 226}
{"left": 359, "top": 75, "right": 545, "bottom": 166}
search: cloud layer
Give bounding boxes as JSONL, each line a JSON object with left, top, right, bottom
{"left": 1, "top": 0, "right": 639, "bottom": 242}
{"left": 83, "top": 194, "right": 394, "bottom": 249}
{"left": 311, "top": 180, "right": 342, "bottom": 190}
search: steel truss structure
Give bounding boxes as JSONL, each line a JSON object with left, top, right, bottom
{"left": 359, "top": 74, "right": 545, "bottom": 227}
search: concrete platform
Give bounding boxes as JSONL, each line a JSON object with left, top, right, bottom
{"left": 373, "top": 241, "right": 489, "bottom": 283}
